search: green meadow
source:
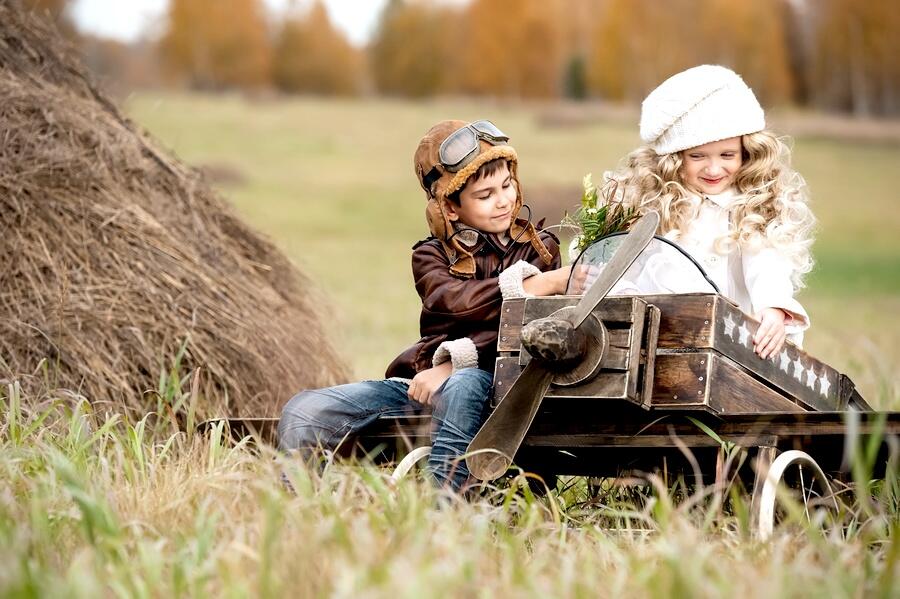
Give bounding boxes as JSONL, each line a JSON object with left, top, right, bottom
{"left": 130, "top": 93, "right": 900, "bottom": 407}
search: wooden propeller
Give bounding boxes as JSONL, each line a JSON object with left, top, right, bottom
{"left": 466, "top": 211, "right": 661, "bottom": 481}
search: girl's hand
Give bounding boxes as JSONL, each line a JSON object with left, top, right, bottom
{"left": 753, "top": 308, "right": 787, "bottom": 359}
{"left": 408, "top": 361, "right": 453, "bottom": 406}
{"left": 570, "top": 264, "right": 602, "bottom": 294}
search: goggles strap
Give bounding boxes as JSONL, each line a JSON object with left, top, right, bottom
{"left": 422, "top": 166, "right": 442, "bottom": 196}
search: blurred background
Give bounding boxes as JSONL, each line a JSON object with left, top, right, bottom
{"left": 33, "top": 0, "right": 900, "bottom": 116}
{"left": 26, "top": 0, "right": 900, "bottom": 406}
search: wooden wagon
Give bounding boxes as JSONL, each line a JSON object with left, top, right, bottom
{"left": 208, "top": 214, "right": 900, "bottom": 539}
{"left": 212, "top": 288, "right": 898, "bottom": 538}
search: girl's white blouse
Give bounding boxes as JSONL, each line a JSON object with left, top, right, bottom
{"left": 611, "top": 189, "right": 810, "bottom": 345}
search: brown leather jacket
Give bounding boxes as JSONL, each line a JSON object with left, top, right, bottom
{"left": 385, "top": 229, "right": 561, "bottom": 378}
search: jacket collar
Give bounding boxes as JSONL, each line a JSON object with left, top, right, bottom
{"left": 452, "top": 226, "right": 480, "bottom": 248}
{"left": 450, "top": 224, "right": 511, "bottom": 254}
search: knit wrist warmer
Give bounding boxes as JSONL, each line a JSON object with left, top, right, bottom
{"left": 499, "top": 260, "right": 541, "bottom": 300}
{"left": 432, "top": 337, "right": 478, "bottom": 372}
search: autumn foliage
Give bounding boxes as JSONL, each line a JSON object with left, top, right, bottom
{"left": 29, "top": 0, "right": 900, "bottom": 116}
{"left": 369, "top": 0, "right": 457, "bottom": 97}
{"left": 160, "top": 0, "right": 271, "bottom": 89}
{"left": 368, "top": 0, "right": 898, "bottom": 115}
{"left": 272, "top": 3, "right": 361, "bottom": 95}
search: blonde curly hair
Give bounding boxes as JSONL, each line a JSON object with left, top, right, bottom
{"left": 604, "top": 130, "right": 815, "bottom": 289}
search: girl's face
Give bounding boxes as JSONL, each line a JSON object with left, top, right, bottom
{"left": 680, "top": 137, "right": 743, "bottom": 195}
{"left": 446, "top": 161, "right": 517, "bottom": 234}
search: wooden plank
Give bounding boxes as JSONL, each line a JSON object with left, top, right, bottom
{"left": 497, "top": 298, "right": 525, "bottom": 351}
{"left": 838, "top": 375, "right": 857, "bottom": 410}
{"left": 523, "top": 296, "right": 642, "bottom": 325}
{"left": 625, "top": 299, "right": 647, "bottom": 400}
{"left": 714, "top": 411, "right": 900, "bottom": 437}
{"left": 640, "top": 305, "right": 661, "bottom": 409}
{"left": 712, "top": 299, "right": 839, "bottom": 411}
{"left": 525, "top": 409, "right": 900, "bottom": 439}
{"left": 492, "top": 357, "right": 628, "bottom": 402}
{"left": 707, "top": 353, "right": 808, "bottom": 414}
{"left": 650, "top": 352, "right": 711, "bottom": 409}
{"left": 750, "top": 445, "right": 778, "bottom": 535}
{"left": 519, "top": 344, "right": 630, "bottom": 370}
{"left": 523, "top": 433, "right": 780, "bottom": 449}
{"left": 499, "top": 300, "right": 632, "bottom": 356}
{"left": 608, "top": 328, "right": 631, "bottom": 348}
{"left": 525, "top": 434, "right": 725, "bottom": 448}
{"left": 642, "top": 293, "right": 717, "bottom": 349}
{"left": 547, "top": 371, "right": 628, "bottom": 399}
{"left": 492, "top": 356, "right": 521, "bottom": 404}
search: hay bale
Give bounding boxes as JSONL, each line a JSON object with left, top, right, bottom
{"left": 0, "top": 2, "right": 350, "bottom": 418}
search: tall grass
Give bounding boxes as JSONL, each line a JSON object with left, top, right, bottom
{"left": 2, "top": 380, "right": 897, "bottom": 597}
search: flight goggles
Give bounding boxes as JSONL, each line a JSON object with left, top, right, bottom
{"left": 439, "top": 120, "right": 509, "bottom": 172}
{"left": 422, "top": 120, "right": 510, "bottom": 193}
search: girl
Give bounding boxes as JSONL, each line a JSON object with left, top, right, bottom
{"left": 588, "top": 65, "right": 815, "bottom": 359}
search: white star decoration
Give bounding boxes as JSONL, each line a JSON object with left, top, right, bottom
{"left": 779, "top": 351, "right": 791, "bottom": 372}
{"left": 806, "top": 367, "right": 817, "bottom": 389}
{"left": 738, "top": 323, "right": 751, "bottom": 347}
{"left": 793, "top": 357, "right": 805, "bottom": 381}
{"left": 723, "top": 314, "right": 736, "bottom": 340}
{"left": 819, "top": 374, "right": 831, "bottom": 396}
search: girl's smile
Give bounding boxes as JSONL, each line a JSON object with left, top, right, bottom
{"left": 681, "top": 137, "right": 743, "bottom": 195}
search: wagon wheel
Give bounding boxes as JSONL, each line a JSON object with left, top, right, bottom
{"left": 754, "top": 450, "right": 841, "bottom": 540}
{"left": 390, "top": 446, "right": 431, "bottom": 482}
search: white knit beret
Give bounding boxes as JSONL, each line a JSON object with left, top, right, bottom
{"left": 640, "top": 65, "right": 765, "bottom": 155}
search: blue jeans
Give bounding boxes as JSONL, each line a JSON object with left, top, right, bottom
{"left": 278, "top": 368, "right": 493, "bottom": 491}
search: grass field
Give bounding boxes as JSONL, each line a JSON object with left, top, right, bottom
{"left": 2, "top": 94, "right": 898, "bottom": 597}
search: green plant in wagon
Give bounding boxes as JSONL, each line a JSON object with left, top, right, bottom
{"left": 563, "top": 173, "right": 638, "bottom": 259}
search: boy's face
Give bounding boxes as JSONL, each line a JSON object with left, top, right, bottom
{"left": 680, "top": 136, "right": 743, "bottom": 195}
{"left": 445, "top": 161, "right": 516, "bottom": 234}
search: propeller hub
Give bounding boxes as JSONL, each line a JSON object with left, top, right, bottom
{"left": 521, "top": 316, "right": 587, "bottom": 369}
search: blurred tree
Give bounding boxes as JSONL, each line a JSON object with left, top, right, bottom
{"left": 564, "top": 55, "right": 588, "bottom": 100}
{"left": 782, "top": 0, "right": 814, "bottom": 105}
{"left": 461, "top": 0, "right": 566, "bottom": 98}
{"left": 558, "top": 0, "right": 601, "bottom": 100}
{"left": 810, "top": 0, "right": 900, "bottom": 116}
{"left": 369, "top": 0, "right": 461, "bottom": 97}
{"left": 272, "top": 1, "right": 361, "bottom": 95}
{"left": 697, "top": 0, "right": 793, "bottom": 105}
{"left": 160, "top": 0, "right": 271, "bottom": 90}
{"left": 587, "top": 0, "right": 793, "bottom": 105}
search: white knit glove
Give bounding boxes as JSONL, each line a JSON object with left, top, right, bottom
{"left": 498, "top": 260, "right": 541, "bottom": 300}
{"left": 432, "top": 337, "right": 478, "bottom": 372}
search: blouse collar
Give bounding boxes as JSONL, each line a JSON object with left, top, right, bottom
{"left": 703, "top": 188, "right": 738, "bottom": 208}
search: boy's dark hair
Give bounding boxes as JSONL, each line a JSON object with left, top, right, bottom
{"left": 445, "top": 158, "right": 509, "bottom": 205}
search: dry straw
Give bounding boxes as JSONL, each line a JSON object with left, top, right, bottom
{"left": 0, "top": 2, "right": 350, "bottom": 418}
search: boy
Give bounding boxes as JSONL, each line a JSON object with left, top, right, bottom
{"left": 278, "top": 120, "right": 570, "bottom": 492}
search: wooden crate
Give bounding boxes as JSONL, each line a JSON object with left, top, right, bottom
{"left": 494, "top": 295, "right": 657, "bottom": 407}
{"left": 493, "top": 293, "right": 854, "bottom": 415}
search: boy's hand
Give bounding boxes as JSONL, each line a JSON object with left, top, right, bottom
{"left": 408, "top": 361, "right": 453, "bottom": 406}
{"left": 753, "top": 307, "right": 787, "bottom": 359}
{"left": 522, "top": 265, "right": 572, "bottom": 296}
